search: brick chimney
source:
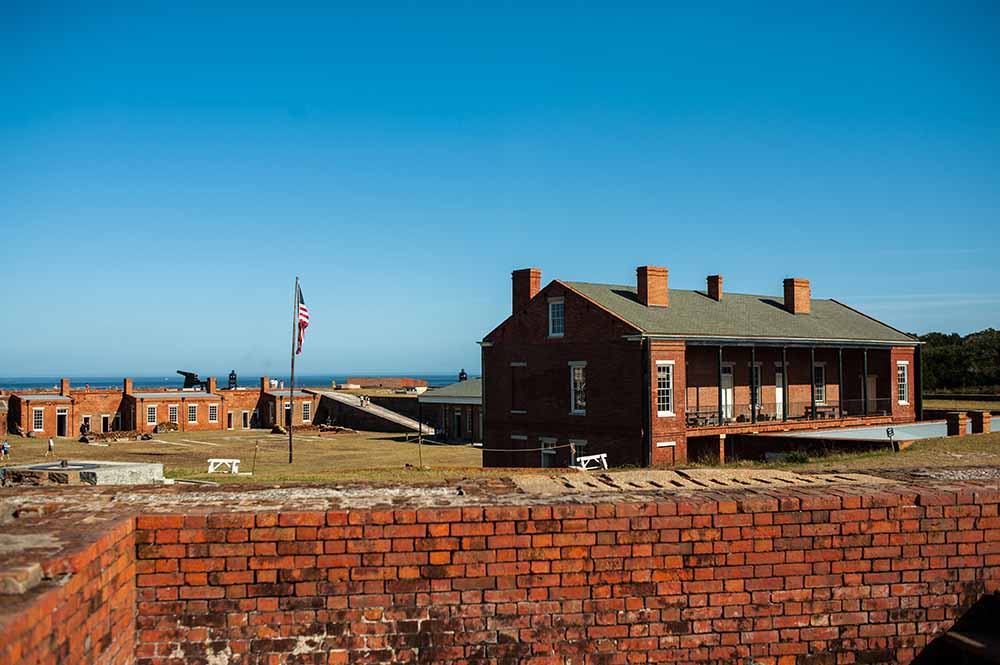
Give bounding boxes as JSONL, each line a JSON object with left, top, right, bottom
{"left": 637, "top": 266, "right": 669, "bottom": 307}
{"left": 59, "top": 378, "right": 70, "bottom": 396}
{"left": 707, "top": 275, "right": 723, "bottom": 301}
{"left": 783, "top": 278, "right": 811, "bottom": 314}
{"left": 512, "top": 268, "right": 542, "bottom": 314}
{"left": 207, "top": 377, "right": 217, "bottom": 394}
{"left": 123, "top": 378, "right": 134, "bottom": 395}
{"left": 260, "top": 376, "right": 269, "bottom": 394}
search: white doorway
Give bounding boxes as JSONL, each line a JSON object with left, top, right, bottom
{"left": 721, "top": 365, "right": 734, "bottom": 421}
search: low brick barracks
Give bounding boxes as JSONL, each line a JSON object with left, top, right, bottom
{"left": 6, "top": 376, "right": 316, "bottom": 437}
{"left": 481, "top": 266, "right": 921, "bottom": 468}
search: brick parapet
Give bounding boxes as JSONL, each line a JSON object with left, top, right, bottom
{"left": 1, "top": 477, "right": 999, "bottom": 664}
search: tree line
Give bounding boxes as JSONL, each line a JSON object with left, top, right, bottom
{"left": 920, "top": 328, "right": 1000, "bottom": 393}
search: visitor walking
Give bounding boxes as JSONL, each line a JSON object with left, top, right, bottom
{"left": 46, "top": 437, "right": 54, "bottom": 457}
{"left": 1, "top": 439, "right": 9, "bottom": 461}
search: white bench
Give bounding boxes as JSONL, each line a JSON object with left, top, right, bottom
{"left": 207, "top": 458, "right": 240, "bottom": 474}
{"left": 573, "top": 453, "right": 608, "bottom": 471}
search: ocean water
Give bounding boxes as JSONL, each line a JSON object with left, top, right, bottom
{"left": 0, "top": 373, "right": 474, "bottom": 392}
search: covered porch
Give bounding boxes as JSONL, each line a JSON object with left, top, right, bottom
{"left": 683, "top": 343, "right": 916, "bottom": 431}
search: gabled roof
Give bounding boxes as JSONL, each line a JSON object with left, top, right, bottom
{"left": 418, "top": 378, "right": 482, "bottom": 404}
{"left": 563, "top": 282, "right": 916, "bottom": 345}
{"left": 131, "top": 392, "right": 221, "bottom": 400}
{"left": 19, "top": 394, "right": 72, "bottom": 402}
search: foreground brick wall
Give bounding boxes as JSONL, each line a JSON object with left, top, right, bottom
{"left": 0, "top": 516, "right": 136, "bottom": 665}
{"left": 129, "top": 484, "right": 1000, "bottom": 665}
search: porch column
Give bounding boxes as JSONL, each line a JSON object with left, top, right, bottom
{"left": 781, "top": 346, "right": 788, "bottom": 422}
{"left": 838, "top": 348, "right": 844, "bottom": 418}
{"left": 717, "top": 346, "right": 724, "bottom": 425}
{"left": 750, "top": 346, "right": 757, "bottom": 424}
{"left": 862, "top": 348, "right": 869, "bottom": 416}
{"left": 809, "top": 347, "right": 816, "bottom": 420}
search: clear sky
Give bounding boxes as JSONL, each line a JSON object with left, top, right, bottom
{"left": 2, "top": 2, "right": 998, "bottom": 377}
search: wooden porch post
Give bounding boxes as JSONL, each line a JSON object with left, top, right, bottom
{"left": 837, "top": 348, "right": 844, "bottom": 418}
{"left": 809, "top": 347, "right": 816, "bottom": 420}
{"left": 750, "top": 346, "right": 757, "bottom": 424}
{"left": 717, "top": 346, "right": 724, "bottom": 425}
{"left": 862, "top": 348, "right": 869, "bottom": 416}
{"left": 781, "top": 346, "right": 788, "bottom": 422}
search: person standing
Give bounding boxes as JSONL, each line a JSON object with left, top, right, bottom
{"left": 1, "top": 439, "right": 9, "bottom": 461}
{"left": 46, "top": 437, "right": 54, "bottom": 457}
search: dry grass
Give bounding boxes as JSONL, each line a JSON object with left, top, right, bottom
{"left": 3, "top": 428, "right": 998, "bottom": 484}
{"left": 923, "top": 398, "right": 1000, "bottom": 412}
{"left": 0, "top": 429, "right": 483, "bottom": 483}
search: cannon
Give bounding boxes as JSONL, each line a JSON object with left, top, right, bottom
{"left": 177, "top": 370, "right": 209, "bottom": 391}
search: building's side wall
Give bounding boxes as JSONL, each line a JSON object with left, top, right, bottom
{"left": 131, "top": 486, "right": 1000, "bottom": 665}
{"left": 650, "top": 340, "right": 687, "bottom": 465}
{"left": 0, "top": 517, "right": 135, "bottom": 665}
{"left": 439, "top": 403, "right": 482, "bottom": 442}
{"left": 483, "top": 282, "right": 644, "bottom": 468}
{"left": 891, "top": 346, "right": 917, "bottom": 423}
{"left": 72, "top": 391, "right": 126, "bottom": 434}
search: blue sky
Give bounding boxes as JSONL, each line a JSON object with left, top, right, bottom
{"left": 2, "top": 2, "right": 998, "bottom": 376}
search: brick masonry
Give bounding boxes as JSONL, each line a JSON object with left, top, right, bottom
{"left": 2, "top": 476, "right": 999, "bottom": 664}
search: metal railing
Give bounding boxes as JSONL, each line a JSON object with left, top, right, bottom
{"left": 686, "top": 398, "right": 894, "bottom": 428}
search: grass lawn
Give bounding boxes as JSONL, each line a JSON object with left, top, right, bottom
{"left": 741, "top": 431, "right": 1000, "bottom": 472}
{"left": 2, "top": 428, "right": 998, "bottom": 484}
{"left": 0, "top": 429, "right": 484, "bottom": 483}
{"left": 923, "top": 398, "right": 1000, "bottom": 412}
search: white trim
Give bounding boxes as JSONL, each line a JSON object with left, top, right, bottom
{"left": 168, "top": 404, "right": 179, "bottom": 424}
{"left": 146, "top": 405, "right": 158, "bottom": 425}
{"left": 655, "top": 360, "right": 675, "bottom": 417}
{"left": 32, "top": 408, "right": 44, "bottom": 432}
{"left": 302, "top": 401, "right": 312, "bottom": 422}
{"left": 813, "top": 363, "right": 827, "bottom": 405}
{"left": 896, "top": 361, "right": 910, "bottom": 406}
{"left": 655, "top": 441, "right": 676, "bottom": 448}
{"left": 548, "top": 297, "right": 565, "bottom": 338}
{"left": 208, "top": 404, "right": 219, "bottom": 423}
{"left": 188, "top": 403, "right": 198, "bottom": 423}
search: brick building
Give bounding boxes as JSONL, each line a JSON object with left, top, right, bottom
{"left": 481, "top": 266, "right": 921, "bottom": 468}
{"left": 418, "top": 377, "right": 482, "bottom": 442}
{"left": 7, "top": 376, "right": 317, "bottom": 437}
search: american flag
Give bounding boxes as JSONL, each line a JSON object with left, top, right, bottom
{"left": 296, "top": 283, "right": 309, "bottom": 355}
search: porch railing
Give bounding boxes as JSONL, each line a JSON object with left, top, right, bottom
{"left": 685, "top": 398, "right": 894, "bottom": 428}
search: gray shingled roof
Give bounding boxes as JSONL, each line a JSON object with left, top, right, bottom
{"left": 420, "top": 378, "right": 482, "bottom": 400}
{"left": 564, "top": 282, "right": 915, "bottom": 344}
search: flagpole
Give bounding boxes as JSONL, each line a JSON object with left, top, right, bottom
{"left": 289, "top": 277, "right": 298, "bottom": 464}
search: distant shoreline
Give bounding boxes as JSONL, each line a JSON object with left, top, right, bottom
{"left": 0, "top": 373, "right": 477, "bottom": 392}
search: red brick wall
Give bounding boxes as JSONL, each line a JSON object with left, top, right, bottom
{"left": 650, "top": 340, "right": 687, "bottom": 465}
{"left": 483, "top": 281, "right": 645, "bottom": 467}
{"left": 127, "top": 485, "right": 1000, "bottom": 664}
{"left": 0, "top": 517, "right": 135, "bottom": 665}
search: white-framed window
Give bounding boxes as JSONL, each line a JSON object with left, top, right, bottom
{"left": 168, "top": 405, "right": 178, "bottom": 423}
{"left": 208, "top": 404, "right": 219, "bottom": 423}
{"left": 32, "top": 408, "right": 44, "bottom": 432}
{"left": 656, "top": 441, "right": 676, "bottom": 448}
{"left": 656, "top": 360, "right": 674, "bottom": 416}
{"left": 188, "top": 404, "right": 198, "bottom": 423}
{"left": 897, "top": 361, "right": 909, "bottom": 405}
{"left": 146, "top": 405, "right": 157, "bottom": 425}
{"left": 569, "top": 361, "right": 587, "bottom": 414}
{"left": 302, "top": 401, "right": 311, "bottom": 422}
{"left": 813, "top": 364, "right": 826, "bottom": 404}
{"left": 548, "top": 297, "right": 565, "bottom": 338}
{"left": 242, "top": 411, "right": 250, "bottom": 429}
{"left": 540, "top": 437, "right": 557, "bottom": 468}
